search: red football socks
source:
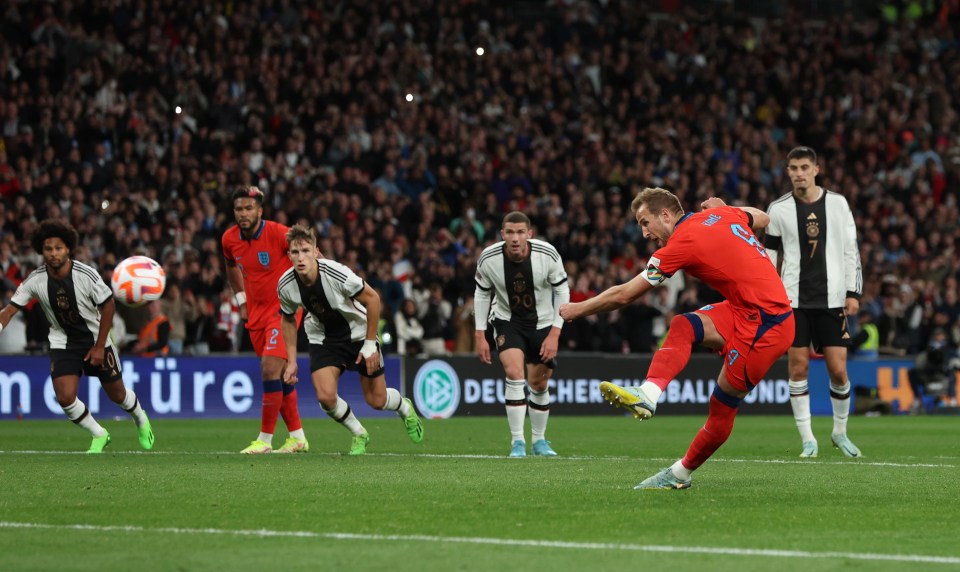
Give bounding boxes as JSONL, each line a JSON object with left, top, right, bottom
{"left": 646, "top": 314, "right": 699, "bottom": 391}
{"left": 681, "top": 392, "right": 740, "bottom": 471}
{"left": 260, "top": 380, "right": 283, "bottom": 434}
{"left": 280, "top": 385, "right": 303, "bottom": 432}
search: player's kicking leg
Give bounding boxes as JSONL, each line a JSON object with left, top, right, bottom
{"left": 600, "top": 382, "right": 659, "bottom": 419}
{"left": 600, "top": 313, "right": 712, "bottom": 420}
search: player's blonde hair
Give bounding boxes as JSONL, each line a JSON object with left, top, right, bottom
{"left": 286, "top": 224, "right": 317, "bottom": 247}
{"left": 630, "top": 187, "right": 683, "bottom": 217}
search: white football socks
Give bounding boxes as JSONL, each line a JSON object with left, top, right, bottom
{"left": 505, "top": 378, "right": 527, "bottom": 442}
{"left": 323, "top": 395, "right": 366, "bottom": 436}
{"left": 62, "top": 399, "right": 107, "bottom": 437}
{"left": 528, "top": 386, "right": 550, "bottom": 442}
{"left": 120, "top": 389, "right": 148, "bottom": 427}
{"left": 831, "top": 381, "right": 852, "bottom": 435}
{"left": 789, "top": 379, "right": 816, "bottom": 443}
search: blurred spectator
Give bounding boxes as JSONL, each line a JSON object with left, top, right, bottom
{"left": 908, "top": 328, "right": 960, "bottom": 412}
{"left": 161, "top": 283, "right": 188, "bottom": 355}
{"left": 124, "top": 300, "right": 170, "bottom": 357}
{"left": 453, "top": 294, "right": 476, "bottom": 354}
{"left": 0, "top": 283, "right": 26, "bottom": 353}
{"left": 418, "top": 282, "right": 452, "bottom": 355}
{"left": 394, "top": 298, "right": 424, "bottom": 356}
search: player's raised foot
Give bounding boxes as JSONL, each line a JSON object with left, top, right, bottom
{"left": 401, "top": 398, "right": 424, "bottom": 443}
{"left": 634, "top": 467, "right": 692, "bottom": 490}
{"left": 87, "top": 432, "right": 111, "bottom": 454}
{"left": 799, "top": 440, "right": 818, "bottom": 458}
{"left": 348, "top": 433, "right": 370, "bottom": 456}
{"left": 831, "top": 434, "right": 862, "bottom": 458}
{"left": 509, "top": 440, "right": 526, "bottom": 458}
{"left": 240, "top": 440, "right": 272, "bottom": 454}
{"left": 275, "top": 437, "right": 309, "bottom": 454}
{"left": 531, "top": 439, "right": 557, "bottom": 456}
{"left": 137, "top": 416, "right": 155, "bottom": 451}
{"left": 599, "top": 382, "right": 656, "bottom": 420}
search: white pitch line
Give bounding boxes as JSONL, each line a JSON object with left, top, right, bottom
{"left": 0, "top": 449, "right": 953, "bottom": 468}
{"left": 0, "top": 521, "right": 957, "bottom": 565}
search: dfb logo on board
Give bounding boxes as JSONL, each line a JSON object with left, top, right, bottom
{"left": 413, "top": 360, "right": 460, "bottom": 419}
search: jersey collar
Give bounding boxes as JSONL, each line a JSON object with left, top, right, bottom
{"left": 674, "top": 212, "right": 694, "bottom": 229}
{"left": 241, "top": 220, "right": 266, "bottom": 241}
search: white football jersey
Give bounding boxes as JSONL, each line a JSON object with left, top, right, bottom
{"left": 764, "top": 187, "right": 862, "bottom": 309}
{"left": 278, "top": 259, "right": 369, "bottom": 344}
{"left": 474, "top": 238, "right": 568, "bottom": 330}
{"left": 11, "top": 260, "right": 114, "bottom": 350}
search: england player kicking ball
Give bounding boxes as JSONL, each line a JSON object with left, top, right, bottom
{"left": 277, "top": 224, "right": 423, "bottom": 454}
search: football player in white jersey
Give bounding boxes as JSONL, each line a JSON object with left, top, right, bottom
{"left": 765, "top": 146, "right": 863, "bottom": 458}
{"left": 474, "top": 211, "right": 569, "bottom": 457}
{"left": 278, "top": 224, "right": 423, "bottom": 454}
{"left": 0, "top": 220, "right": 154, "bottom": 453}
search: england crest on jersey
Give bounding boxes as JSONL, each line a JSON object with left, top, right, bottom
{"left": 258, "top": 252, "right": 270, "bottom": 266}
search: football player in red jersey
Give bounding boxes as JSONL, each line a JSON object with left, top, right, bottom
{"left": 222, "top": 186, "right": 307, "bottom": 454}
{"left": 560, "top": 188, "right": 794, "bottom": 489}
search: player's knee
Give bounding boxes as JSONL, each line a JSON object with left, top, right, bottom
{"left": 316, "top": 392, "right": 337, "bottom": 410}
{"left": 827, "top": 368, "right": 848, "bottom": 385}
{"left": 673, "top": 313, "right": 704, "bottom": 345}
{"left": 260, "top": 363, "right": 283, "bottom": 380}
{"left": 788, "top": 363, "right": 809, "bottom": 379}
{"left": 503, "top": 366, "right": 525, "bottom": 380}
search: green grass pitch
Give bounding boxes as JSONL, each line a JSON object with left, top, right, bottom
{"left": 1, "top": 415, "right": 959, "bottom": 571}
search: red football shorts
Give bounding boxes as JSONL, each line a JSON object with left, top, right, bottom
{"left": 248, "top": 311, "right": 302, "bottom": 359}
{"left": 696, "top": 301, "right": 794, "bottom": 392}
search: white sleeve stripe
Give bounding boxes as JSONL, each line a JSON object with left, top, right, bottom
{"left": 75, "top": 265, "right": 103, "bottom": 284}
{"left": 530, "top": 244, "right": 560, "bottom": 262}
{"left": 321, "top": 265, "right": 350, "bottom": 284}
{"left": 278, "top": 274, "right": 296, "bottom": 290}
{"left": 477, "top": 250, "right": 501, "bottom": 267}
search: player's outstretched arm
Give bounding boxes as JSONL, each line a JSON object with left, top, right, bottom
{"left": 701, "top": 197, "right": 770, "bottom": 230}
{"left": 559, "top": 273, "right": 652, "bottom": 322}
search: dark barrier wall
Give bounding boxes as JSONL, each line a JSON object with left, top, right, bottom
{"left": 0, "top": 356, "right": 402, "bottom": 420}
{"left": 405, "top": 355, "right": 793, "bottom": 418}
{"left": 403, "top": 355, "right": 939, "bottom": 418}
{"left": 1, "top": 355, "right": 936, "bottom": 419}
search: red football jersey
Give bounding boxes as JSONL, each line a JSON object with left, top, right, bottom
{"left": 221, "top": 220, "right": 292, "bottom": 330}
{"left": 648, "top": 207, "right": 791, "bottom": 314}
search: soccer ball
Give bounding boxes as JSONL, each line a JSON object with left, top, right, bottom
{"left": 111, "top": 256, "right": 166, "bottom": 307}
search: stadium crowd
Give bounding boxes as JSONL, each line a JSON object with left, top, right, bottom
{"left": 1, "top": 0, "right": 960, "bottom": 360}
